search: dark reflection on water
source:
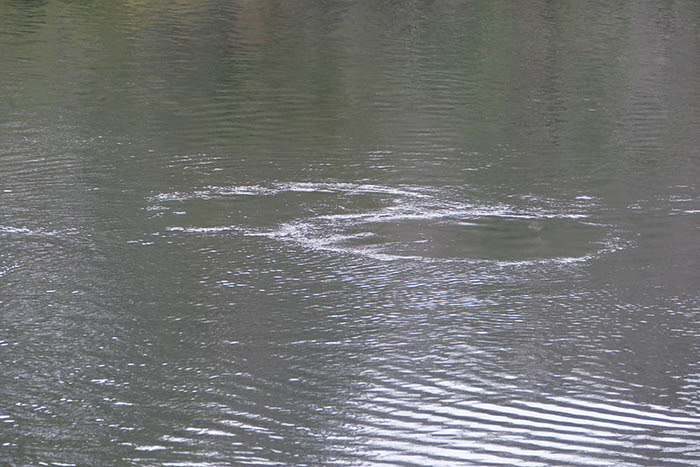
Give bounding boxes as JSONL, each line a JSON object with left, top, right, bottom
{"left": 1, "top": 0, "right": 699, "bottom": 465}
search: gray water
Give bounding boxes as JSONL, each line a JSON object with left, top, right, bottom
{"left": 1, "top": 1, "right": 699, "bottom": 465}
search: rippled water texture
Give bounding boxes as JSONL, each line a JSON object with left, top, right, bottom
{"left": 1, "top": 1, "right": 699, "bottom": 465}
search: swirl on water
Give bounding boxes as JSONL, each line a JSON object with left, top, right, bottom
{"left": 148, "top": 182, "right": 627, "bottom": 266}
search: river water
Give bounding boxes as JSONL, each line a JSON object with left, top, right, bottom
{"left": 1, "top": 1, "right": 699, "bottom": 465}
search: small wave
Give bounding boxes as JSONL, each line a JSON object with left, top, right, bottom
{"left": 351, "top": 367, "right": 700, "bottom": 465}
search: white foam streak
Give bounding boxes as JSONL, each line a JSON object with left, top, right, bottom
{"left": 0, "top": 225, "right": 76, "bottom": 237}
{"left": 167, "top": 226, "right": 239, "bottom": 234}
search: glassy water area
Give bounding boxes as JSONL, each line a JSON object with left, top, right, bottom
{"left": 1, "top": 1, "right": 699, "bottom": 465}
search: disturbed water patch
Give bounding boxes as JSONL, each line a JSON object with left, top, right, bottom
{"left": 148, "top": 182, "right": 625, "bottom": 265}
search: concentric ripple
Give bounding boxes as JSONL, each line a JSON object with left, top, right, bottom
{"left": 149, "top": 182, "right": 626, "bottom": 265}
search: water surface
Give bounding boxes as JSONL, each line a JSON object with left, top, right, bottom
{"left": 1, "top": 1, "right": 699, "bottom": 465}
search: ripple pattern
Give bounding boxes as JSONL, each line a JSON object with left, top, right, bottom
{"left": 148, "top": 181, "right": 626, "bottom": 267}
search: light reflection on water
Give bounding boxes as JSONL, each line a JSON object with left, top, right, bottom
{"left": 1, "top": 0, "right": 699, "bottom": 465}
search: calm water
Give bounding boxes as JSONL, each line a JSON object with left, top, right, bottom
{"left": 1, "top": 1, "right": 699, "bottom": 465}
